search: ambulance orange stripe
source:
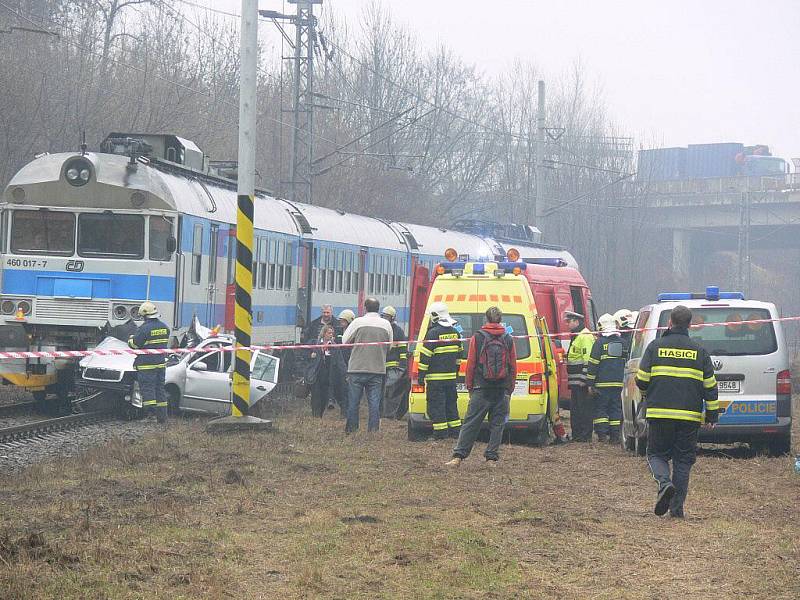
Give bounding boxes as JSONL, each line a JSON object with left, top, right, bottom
{"left": 434, "top": 295, "right": 443, "bottom": 301}
{"left": 513, "top": 295, "right": 522, "bottom": 303}
{"left": 490, "top": 294, "right": 499, "bottom": 301}
{"left": 501, "top": 295, "right": 511, "bottom": 302}
{"left": 445, "top": 294, "right": 454, "bottom": 302}
{"left": 457, "top": 294, "right": 466, "bottom": 301}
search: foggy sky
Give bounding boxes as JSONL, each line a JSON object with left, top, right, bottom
{"left": 209, "top": 0, "right": 800, "bottom": 161}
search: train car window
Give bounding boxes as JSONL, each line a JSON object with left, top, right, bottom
{"left": 284, "top": 242, "right": 293, "bottom": 289}
{"left": 209, "top": 225, "right": 219, "bottom": 284}
{"left": 149, "top": 216, "right": 174, "bottom": 261}
{"left": 369, "top": 273, "right": 374, "bottom": 294}
{"left": 191, "top": 224, "right": 203, "bottom": 284}
{"left": 318, "top": 246, "right": 327, "bottom": 292}
{"left": 226, "top": 229, "right": 236, "bottom": 286}
{"left": 78, "top": 213, "right": 144, "bottom": 260}
{"left": 258, "top": 238, "right": 268, "bottom": 289}
{"left": 276, "top": 240, "right": 285, "bottom": 291}
{"left": 0, "top": 210, "right": 6, "bottom": 253}
{"left": 11, "top": 210, "right": 75, "bottom": 256}
{"left": 327, "top": 248, "right": 335, "bottom": 293}
{"left": 268, "top": 239, "right": 276, "bottom": 290}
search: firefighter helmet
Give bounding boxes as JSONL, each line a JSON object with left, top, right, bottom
{"left": 613, "top": 309, "right": 636, "bottom": 329}
{"left": 598, "top": 313, "right": 617, "bottom": 333}
{"left": 429, "top": 302, "right": 456, "bottom": 326}
{"left": 337, "top": 309, "right": 355, "bottom": 324}
{"left": 139, "top": 301, "right": 159, "bottom": 318}
{"left": 381, "top": 306, "right": 397, "bottom": 319}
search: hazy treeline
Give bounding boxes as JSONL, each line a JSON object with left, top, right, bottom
{"left": 0, "top": 0, "right": 666, "bottom": 312}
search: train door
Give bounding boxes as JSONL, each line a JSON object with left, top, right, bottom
{"left": 205, "top": 224, "right": 221, "bottom": 327}
{"left": 358, "top": 248, "right": 367, "bottom": 315}
{"left": 224, "top": 227, "right": 236, "bottom": 332}
{"left": 295, "top": 240, "right": 314, "bottom": 339}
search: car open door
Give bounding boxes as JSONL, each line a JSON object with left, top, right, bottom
{"left": 249, "top": 351, "right": 280, "bottom": 406}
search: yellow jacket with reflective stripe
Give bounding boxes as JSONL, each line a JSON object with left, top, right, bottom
{"left": 418, "top": 323, "right": 462, "bottom": 382}
{"left": 567, "top": 328, "right": 595, "bottom": 387}
{"left": 635, "top": 327, "right": 719, "bottom": 423}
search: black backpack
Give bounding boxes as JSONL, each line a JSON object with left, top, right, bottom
{"left": 477, "top": 331, "right": 510, "bottom": 381}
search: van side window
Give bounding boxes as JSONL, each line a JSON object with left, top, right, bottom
{"left": 629, "top": 309, "right": 651, "bottom": 360}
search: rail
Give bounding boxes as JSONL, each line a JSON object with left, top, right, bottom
{"left": 0, "top": 410, "right": 114, "bottom": 444}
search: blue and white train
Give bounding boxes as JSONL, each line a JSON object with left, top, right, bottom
{"left": 0, "top": 133, "right": 576, "bottom": 404}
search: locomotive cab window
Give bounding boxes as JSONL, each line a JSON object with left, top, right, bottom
{"left": 149, "top": 216, "right": 174, "bottom": 261}
{"left": 78, "top": 213, "right": 144, "bottom": 259}
{"left": 11, "top": 210, "right": 75, "bottom": 256}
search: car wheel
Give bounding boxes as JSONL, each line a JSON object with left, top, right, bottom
{"left": 407, "top": 419, "right": 426, "bottom": 442}
{"left": 768, "top": 433, "right": 791, "bottom": 457}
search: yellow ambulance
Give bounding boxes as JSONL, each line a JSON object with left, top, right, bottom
{"left": 407, "top": 251, "right": 560, "bottom": 443}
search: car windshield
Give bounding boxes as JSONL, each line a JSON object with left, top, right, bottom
{"left": 657, "top": 307, "right": 777, "bottom": 356}
{"left": 449, "top": 313, "right": 531, "bottom": 359}
{"left": 10, "top": 210, "right": 75, "bottom": 255}
{"left": 78, "top": 213, "right": 144, "bottom": 259}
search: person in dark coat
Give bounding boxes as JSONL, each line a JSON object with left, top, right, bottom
{"left": 306, "top": 325, "right": 347, "bottom": 417}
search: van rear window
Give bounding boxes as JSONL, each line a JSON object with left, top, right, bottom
{"left": 450, "top": 314, "right": 531, "bottom": 359}
{"left": 657, "top": 308, "right": 777, "bottom": 356}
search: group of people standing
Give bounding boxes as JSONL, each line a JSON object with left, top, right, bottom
{"left": 302, "top": 300, "right": 408, "bottom": 432}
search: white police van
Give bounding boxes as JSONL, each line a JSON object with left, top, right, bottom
{"left": 621, "top": 287, "right": 792, "bottom": 456}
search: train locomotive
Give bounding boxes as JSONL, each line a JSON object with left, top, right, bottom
{"left": 0, "top": 133, "right": 578, "bottom": 411}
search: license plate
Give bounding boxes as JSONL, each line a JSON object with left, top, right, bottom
{"left": 512, "top": 379, "right": 527, "bottom": 396}
{"left": 457, "top": 383, "right": 467, "bottom": 393}
{"left": 718, "top": 380, "right": 741, "bottom": 393}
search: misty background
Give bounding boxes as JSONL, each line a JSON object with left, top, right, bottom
{"left": 1, "top": 0, "right": 798, "bottom": 335}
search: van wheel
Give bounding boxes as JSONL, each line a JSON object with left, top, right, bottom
{"left": 407, "top": 420, "right": 426, "bottom": 442}
{"left": 768, "top": 434, "right": 791, "bottom": 457}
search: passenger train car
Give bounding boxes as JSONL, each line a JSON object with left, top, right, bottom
{"left": 0, "top": 133, "right": 579, "bottom": 407}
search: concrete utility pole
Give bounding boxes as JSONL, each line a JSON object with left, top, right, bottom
{"left": 209, "top": 0, "right": 270, "bottom": 432}
{"left": 534, "top": 79, "right": 545, "bottom": 224}
{"left": 737, "top": 191, "right": 752, "bottom": 296}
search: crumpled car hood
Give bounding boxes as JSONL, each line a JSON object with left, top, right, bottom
{"left": 79, "top": 337, "right": 136, "bottom": 372}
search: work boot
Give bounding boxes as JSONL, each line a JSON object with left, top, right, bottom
{"left": 551, "top": 434, "right": 569, "bottom": 446}
{"left": 597, "top": 434, "right": 608, "bottom": 443}
{"left": 485, "top": 459, "right": 498, "bottom": 468}
{"left": 654, "top": 483, "right": 676, "bottom": 516}
{"left": 445, "top": 457, "right": 462, "bottom": 468}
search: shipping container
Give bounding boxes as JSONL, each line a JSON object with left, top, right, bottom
{"left": 637, "top": 147, "right": 687, "bottom": 181}
{"left": 685, "top": 142, "right": 744, "bottom": 178}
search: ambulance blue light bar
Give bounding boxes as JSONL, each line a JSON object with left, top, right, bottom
{"left": 658, "top": 286, "right": 745, "bottom": 302}
{"left": 498, "top": 261, "right": 527, "bottom": 272}
{"left": 525, "top": 258, "right": 567, "bottom": 267}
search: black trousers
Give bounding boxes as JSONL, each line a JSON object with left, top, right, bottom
{"left": 569, "top": 385, "right": 593, "bottom": 441}
{"left": 426, "top": 381, "right": 460, "bottom": 438}
{"left": 137, "top": 367, "right": 166, "bottom": 423}
{"left": 453, "top": 387, "right": 509, "bottom": 461}
{"left": 646, "top": 419, "right": 700, "bottom": 517}
{"left": 310, "top": 365, "right": 331, "bottom": 418}
{"left": 593, "top": 387, "right": 622, "bottom": 439}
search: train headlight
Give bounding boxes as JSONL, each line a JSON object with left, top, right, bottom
{"left": 1, "top": 300, "right": 15, "bottom": 315}
{"left": 63, "top": 157, "right": 92, "bottom": 187}
{"left": 17, "top": 300, "right": 32, "bottom": 316}
{"left": 112, "top": 304, "right": 128, "bottom": 320}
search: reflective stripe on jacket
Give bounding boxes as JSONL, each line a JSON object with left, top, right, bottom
{"left": 635, "top": 326, "right": 719, "bottom": 423}
{"left": 385, "top": 322, "right": 408, "bottom": 369}
{"left": 587, "top": 335, "right": 625, "bottom": 388}
{"left": 567, "top": 328, "right": 594, "bottom": 387}
{"left": 418, "top": 323, "right": 462, "bottom": 381}
{"left": 128, "top": 317, "right": 171, "bottom": 370}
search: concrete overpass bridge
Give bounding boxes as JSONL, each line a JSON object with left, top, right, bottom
{"left": 621, "top": 175, "right": 800, "bottom": 289}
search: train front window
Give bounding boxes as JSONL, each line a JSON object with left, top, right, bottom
{"left": 10, "top": 210, "right": 75, "bottom": 255}
{"left": 78, "top": 213, "right": 144, "bottom": 259}
{"left": 149, "top": 216, "right": 174, "bottom": 261}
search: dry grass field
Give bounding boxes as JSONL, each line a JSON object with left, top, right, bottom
{"left": 1, "top": 400, "right": 799, "bottom": 599}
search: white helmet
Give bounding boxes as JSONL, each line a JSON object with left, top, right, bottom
{"left": 613, "top": 309, "right": 636, "bottom": 330}
{"left": 429, "top": 301, "right": 456, "bottom": 327}
{"left": 139, "top": 301, "right": 159, "bottom": 318}
{"left": 381, "top": 306, "right": 397, "bottom": 319}
{"left": 337, "top": 309, "right": 355, "bottom": 324}
{"left": 598, "top": 313, "right": 618, "bottom": 334}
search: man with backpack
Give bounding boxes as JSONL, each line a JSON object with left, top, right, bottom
{"left": 446, "top": 306, "right": 517, "bottom": 467}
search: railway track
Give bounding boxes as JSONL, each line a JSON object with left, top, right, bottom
{"left": 0, "top": 411, "right": 115, "bottom": 447}
{"left": 0, "top": 401, "right": 37, "bottom": 417}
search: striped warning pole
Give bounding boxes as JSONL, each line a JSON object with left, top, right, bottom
{"left": 231, "top": 0, "right": 258, "bottom": 418}
{"left": 209, "top": 0, "right": 270, "bottom": 431}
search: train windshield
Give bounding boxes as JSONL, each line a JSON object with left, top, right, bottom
{"left": 10, "top": 210, "right": 75, "bottom": 255}
{"left": 78, "top": 213, "right": 144, "bottom": 259}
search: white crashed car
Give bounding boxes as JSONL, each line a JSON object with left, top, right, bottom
{"left": 78, "top": 335, "right": 280, "bottom": 415}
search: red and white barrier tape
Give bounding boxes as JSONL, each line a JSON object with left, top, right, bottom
{"left": 1, "top": 314, "right": 797, "bottom": 362}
